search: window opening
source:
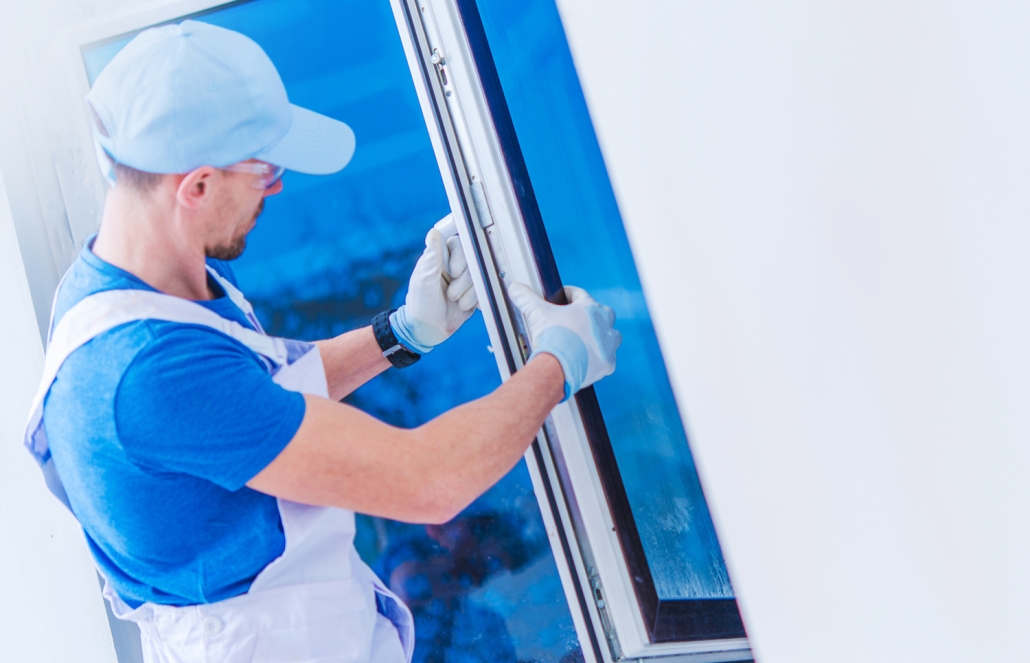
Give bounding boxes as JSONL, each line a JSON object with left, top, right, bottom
{"left": 80, "top": 1, "right": 584, "bottom": 662}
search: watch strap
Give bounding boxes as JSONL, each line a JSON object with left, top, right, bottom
{"left": 372, "top": 309, "right": 421, "bottom": 368}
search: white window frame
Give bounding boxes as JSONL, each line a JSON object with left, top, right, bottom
{"left": 39, "top": 0, "right": 752, "bottom": 660}
{"left": 387, "top": 1, "right": 753, "bottom": 661}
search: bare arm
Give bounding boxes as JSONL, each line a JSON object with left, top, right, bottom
{"left": 248, "top": 354, "right": 565, "bottom": 524}
{"left": 314, "top": 326, "right": 391, "bottom": 401}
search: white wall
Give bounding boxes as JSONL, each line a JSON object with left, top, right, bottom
{"left": 554, "top": 2, "right": 1030, "bottom": 662}
{"left": 0, "top": 166, "right": 117, "bottom": 661}
{"left": 0, "top": 0, "right": 109, "bottom": 337}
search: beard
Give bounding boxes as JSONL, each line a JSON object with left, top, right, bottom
{"left": 206, "top": 234, "right": 247, "bottom": 261}
{"left": 206, "top": 199, "right": 264, "bottom": 261}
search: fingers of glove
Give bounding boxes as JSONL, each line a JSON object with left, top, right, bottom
{"left": 425, "top": 227, "right": 444, "bottom": 250}
{"left": 507, "top": 282, "right": 549, "bottom": 333}
{"left": 611, "top": 327, "right": 623, "bottom": 351}
{"left": 587, "top": 305, "right": 620, "bottom": 354}
{"left": 563, "top": 285, "right": 593, "bottom": 305}
{"left": 446, "top": 236, "right": 468, "bottom": 278}
{"left": 507, "top": 282, "right": 545, "bottom": 314}
{"left": 457, "top": 285, "right": 479, "bottom": 312}
{"left": 416, "top": 229, "right": 446, "bottom": 279}
{"left": 446, "top": 268, "right": 474, "bottom": 303}
{"left": 602, "top": 329, "right": 623, "bottom": 374}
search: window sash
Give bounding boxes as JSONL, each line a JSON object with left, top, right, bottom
{"left": 389, "top": 0, "right": 753, "bottom": 660}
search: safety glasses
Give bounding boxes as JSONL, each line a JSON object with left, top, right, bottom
{"left": 222, "top": 160, "right": 285, "bottom": 190}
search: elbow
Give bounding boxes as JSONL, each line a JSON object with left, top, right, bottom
{"left": 415, "top": 475, "right": 469, "bottom": 525}
{"left": 422, "top": 507, "right": 459, "bottom": 526}
{"left": 403, "top": 424, "right": 479, "bottom": 522}
{"left": 402, "top": 427, "right": 474, "bottom": 525}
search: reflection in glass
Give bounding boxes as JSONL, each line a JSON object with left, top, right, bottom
{"left": 82, "top": 0, "right": 581, "bottom": 660}
{"left": 477, "top": 0, "right": 734, "bottom": 601}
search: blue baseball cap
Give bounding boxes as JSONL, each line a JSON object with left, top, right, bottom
{"left": 86, "top": 20, "right": 355, "bottom": 176}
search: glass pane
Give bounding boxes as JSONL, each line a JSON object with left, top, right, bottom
{"left": 476, "top": 0, "right": 734, "bottom": 602}
{"left": 82, "top": 1, "right": 582, "bottom": 660}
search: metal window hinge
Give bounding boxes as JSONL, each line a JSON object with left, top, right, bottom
{"left": 588, "top": 567, "right": 626, "bottom": 661}
{"left": 470, "top": 179, "right": 495, "bottom": 228}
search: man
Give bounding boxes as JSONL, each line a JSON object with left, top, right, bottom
{"left": 24, "top": 20, "right": 619, "bottom": 663}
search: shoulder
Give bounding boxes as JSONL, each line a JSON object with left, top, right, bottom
{"left": 133, "top": 320, "right": 268, "bottom": 371}
{"left": 52, "top": 237, "right": 156, "bottom": 328}
{"left": 112, "top": 322, "right": 305, "bottom": 489}
{"left": 56, "top": 319, "right": 265, "bottom": 404}
{"left": 113, "top": 323, "right": 277, "bottom": 446}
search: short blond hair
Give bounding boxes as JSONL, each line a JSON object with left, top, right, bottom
{"left": 89, "top": 101, "right": 163, "bottom": 191}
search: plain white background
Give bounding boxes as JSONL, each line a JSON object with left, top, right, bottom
{"left": 0, "top": 170, "right": 117, "bottom": 661}
{"left": 555, "top": 1, "right": 1030, "bottom": 662}
{"left": 0, "top": 0, "right": 121, "bottom": 657}
{"left": 4, "top": 0, "right": 1029, "bottom": 660}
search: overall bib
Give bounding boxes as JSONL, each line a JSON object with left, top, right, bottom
{"left": 23, "top": 267, "right": 414, "bottom": 663}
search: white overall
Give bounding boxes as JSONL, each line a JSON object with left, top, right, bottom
{"left": 23, "top": 267, "right": 414, "bottom": 663}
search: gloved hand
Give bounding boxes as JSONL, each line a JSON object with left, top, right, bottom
{"left": 390, "top": 228, "right": 479, "bottom": 354}
{"left": 508, "top": 283, "right": 622, "bottom": 401}
{"left": 442, "top": 234, "right": 478, "bottom": 311}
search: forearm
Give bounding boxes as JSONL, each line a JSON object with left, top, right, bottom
{"left": 249, "top": 353, "right": 566, "bottom": 524}
{"left": 315, "top": 326, "right": 390, "bottom": 400}
{"left": 251, "top": 278, "right": 618, "bottom": 523}
{"left": 409, "top": 353, "right": 565, "bottom": 520}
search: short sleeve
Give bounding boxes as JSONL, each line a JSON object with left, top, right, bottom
{"left": 114, "top": 324, "right": 307, "bottom": 490}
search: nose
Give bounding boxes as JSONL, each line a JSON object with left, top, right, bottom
{"left": 263, "top": 179, "right": 284, "bottom": 196}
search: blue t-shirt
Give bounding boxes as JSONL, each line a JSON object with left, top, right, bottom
{"left": 43, "top": 239, "right": 306, "bottom": 608}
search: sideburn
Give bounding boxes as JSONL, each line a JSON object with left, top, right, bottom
{"left": 206, "top": 199, "right": 264, "bottom": 261}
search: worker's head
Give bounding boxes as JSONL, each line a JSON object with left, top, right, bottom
{"left": 86, "top": 20, "right": 355, "bottom": 259}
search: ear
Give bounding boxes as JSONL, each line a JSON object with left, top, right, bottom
{"left": 176, "top": 166, "right": 219, "bottom": 209}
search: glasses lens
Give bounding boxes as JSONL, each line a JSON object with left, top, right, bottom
{"left": 227, "top": 161, "right": 285, "bottom": 189}
{"left": 264, "top": 165, "right": 285, "bottom": 189}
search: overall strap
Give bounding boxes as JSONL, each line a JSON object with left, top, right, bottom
{"left": 41, "top": 289, "right": 285, "bottom": 402}
{"left": 24, "top": 289, "right": 288, "bottom": 471}
{"left": 45, "top": 266, "right": 75, "bottom": 346}
{"left": 205, "top": 265, "right": 266, "bottom": 333}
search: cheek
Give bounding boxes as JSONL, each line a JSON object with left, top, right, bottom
{"left": 228, "top": 188, "right": 261, "bottom": 225}
{"left": 248, "top": 187, "right": 265, "bottom": 211}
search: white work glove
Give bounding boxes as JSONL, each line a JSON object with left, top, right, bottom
{"left": 390, "top": 228, "right": 479, "bottom": 354}
{"left": 508, "top": 283, "right": 622, "bottom": 401}
{"left": 442, "top": 234, "right": 478, "bottom": 311}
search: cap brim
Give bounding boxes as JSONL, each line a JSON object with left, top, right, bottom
{"left": 254, "top": 104, "right": 356, "bottom": 175}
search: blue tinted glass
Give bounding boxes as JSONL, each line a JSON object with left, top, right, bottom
{"left": 477, "top": 0, "right": 734, "bottom": 601}
{"left": 82, "top": 1, "right": 581, "bottom": 660}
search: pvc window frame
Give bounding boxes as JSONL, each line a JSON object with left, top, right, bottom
{"left": 387, "top": 1, "right": 752, "bottom": 661}
{"left": 57, "top": 0, "right": 753, "bottom": 660}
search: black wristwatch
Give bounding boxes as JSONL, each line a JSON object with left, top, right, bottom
{"left": 372, "top": 309, "right": 421, "bottom": 368}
